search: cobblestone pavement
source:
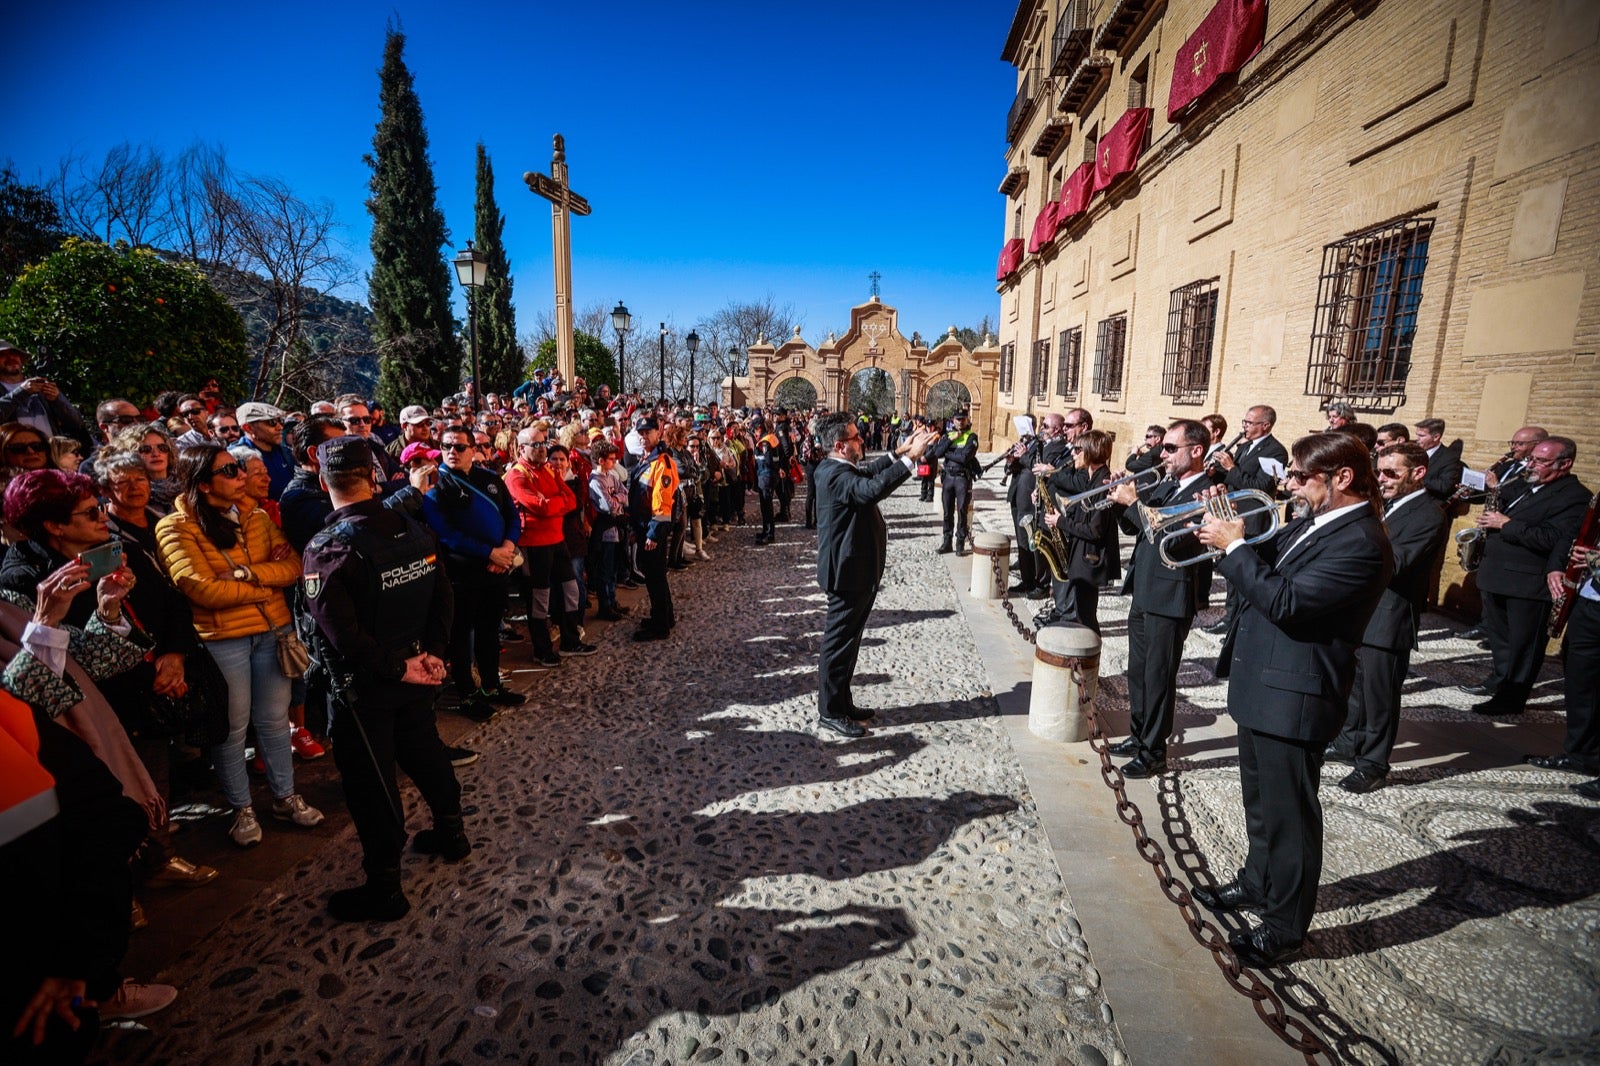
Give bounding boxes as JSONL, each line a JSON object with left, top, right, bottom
{"left": 100, "top": 484, "right": 1126, "bottom": 1065}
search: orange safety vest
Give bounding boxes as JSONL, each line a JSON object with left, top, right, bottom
{"left": 0, "top": 690, "right": 58, "bottom": 846}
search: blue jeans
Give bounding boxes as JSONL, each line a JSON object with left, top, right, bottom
{"left": 208, "top": 629, "right": 295, "bottom": 809}
{"left": 590, "top": 537, "right": 618, "bottom": 607}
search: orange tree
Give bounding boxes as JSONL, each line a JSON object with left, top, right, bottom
{"left": 0, "top": 238, "right": 247, "bottom": 405}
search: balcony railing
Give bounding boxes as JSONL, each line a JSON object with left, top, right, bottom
{"left": 1050, "top": 0, "right": 1093, "bottom": 76}
{"left": 1006, "top": 68, "right": 1040, "bottom": 144}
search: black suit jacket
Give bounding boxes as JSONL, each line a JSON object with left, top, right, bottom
{"left": 1476, "top": 475, "right": 1591, "bottom": 601}
{"left": 1217, "top": 505, "right": 1393, "bottom": 743}
{"left": 1223, "top": 433, "right": 1289, "bottom": 537}
{"left": 1011, "top": 436, "right": 1067, "bottom": 516}
{"left": 813, "top": 454, "right": 910, "bottom": 594}
{"left": 1055, "top": 466, "right": 1121, "bottom": 585}
{"left": 1364, "top": 494, "right": 1449, "bottom": 651}
{"left": 1115, "top": 474, "right": 1211, "bottom": 619}
{"left": 1423, "top": 444, "right": 1465, "bottom": 502}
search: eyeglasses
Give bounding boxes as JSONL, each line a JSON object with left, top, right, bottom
{"left": 1240, "top": 419, "right": 1268, "bottom": 427}
{"left": 138, "top": 443, "right": 172, "bottom": 455}
{"left": 1064, "top": 420, "right": 1085, "bottom": 429}
{"left": 69, "top": 502, "right": 106, "bottom": 520}
{"left": 343, "top": 416, "right": 373, "bottom": 425}
{"left": 440, "top": 442, "right": 473, "bottom": 453}
{"left": 209, "top": 462, "right": 244, "bottom": 480}
{"left": 6, "top": 441, "right": 48, "bottom": 454}
{"left": 1284, "top": 469, "right": 1316, "bottom": 484}
{"left": 1527, "top": 454, "right": 1572, "bottom": 467}
{"left": 1375, "top": 467, "right": 1409, "bottom": 480}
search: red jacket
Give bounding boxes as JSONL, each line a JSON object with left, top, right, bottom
{"left": 504, "top": 459, "right": 574, "bottom": 547}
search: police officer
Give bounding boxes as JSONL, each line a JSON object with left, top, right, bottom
{"left": 300, "top": 436, "right": 467, "bottom": 922}
{"left": 927, "top": 410, "right": 979, "bottom": 556}
{"left": 752, "top": 415, "right": 782, "bottom": 544}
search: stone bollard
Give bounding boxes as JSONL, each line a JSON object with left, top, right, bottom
{"left": 969, "top": 532, "right": 1011, "bottom": 600}
{"left": 1028, "top": 623, "right": 1101, "bottom": 743}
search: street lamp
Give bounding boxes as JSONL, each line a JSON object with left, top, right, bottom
{"left": 452, "top": 241, "right": 488, "bottom": 414}
{"left": 685, "top": 329, "right": 700, "bottom": 406}
{"left": 611, "top": 301, "right": 632, "bottom": 395}
{"left": 726, "top": 345, "right": 740, "bottom": 406}
{"left": 658, "top": 322, "right": 668, "bottom": 404}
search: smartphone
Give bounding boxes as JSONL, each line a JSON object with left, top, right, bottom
{"left": 79, "top": 541, "right": 124, "bottom": 583}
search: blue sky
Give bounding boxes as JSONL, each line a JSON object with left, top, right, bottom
{"left": 4, "top": 1, "right": 1011, "bottom": 345}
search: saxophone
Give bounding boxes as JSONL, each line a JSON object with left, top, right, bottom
{"left": 1454, "top": 478, "right": 1506, "bottom": 572}
{"left": 1033, "top": 477, "right": 1072, "bottom": 582}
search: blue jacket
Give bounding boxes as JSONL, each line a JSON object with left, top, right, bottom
{"left": 421, "top": 466, "right": 521, "bottom": 563}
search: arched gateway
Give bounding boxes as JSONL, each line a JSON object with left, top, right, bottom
{"left": 727, "top": 296, "right": 1003, "bottom": 448}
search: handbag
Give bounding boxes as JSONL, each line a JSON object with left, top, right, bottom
{"left": 916, "top": 462, "right": 932, "bottom": 478}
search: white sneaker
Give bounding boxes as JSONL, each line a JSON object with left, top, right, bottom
{"left": 230, "top": 806, "right": 262, "bottom": 847}
{"left": 270, "top": 793, "right": 325, "bottom": 828}
{"left": 101, "top": 979, "right": 178, "bottom": 1020}
{"left": 697, "top": 548, "right": 713, "bottom": 560}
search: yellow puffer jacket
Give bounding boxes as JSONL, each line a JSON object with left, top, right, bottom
{"left": 156, "top": 497, "right": 300, "bottom": 642}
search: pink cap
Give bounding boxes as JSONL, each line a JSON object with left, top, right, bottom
{"left": 399, "top": 442, "right": 441, "bottom": 465}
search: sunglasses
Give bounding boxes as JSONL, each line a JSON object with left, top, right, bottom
{"left": 1375, "top": 467, "right": 1409, "bottom": 479}
{"left": 1284, "top": 469, "right": 1315, "bottom": 484}
{"left": 343, "top": 416, "right": 373, "bottom": 425}
{"left": 138, "top": 443, "right": 172, "bottom": 455}
{"left": 209, "top": 462, "right": 244, "bottom": 480}
{"left": 1159, "top": 443, "right": 1183, "bottom": 454}
{"left": 440, "top": 443, "right": 473, "bottom": 453}
{"left": 252, "top": 418, "right": 283, "bottom": 427}
{"left": 6, "top": 441, "right": 48, "bottom": 454}
{"left": 180, "top": 407, "right": 206, "bottom": 417}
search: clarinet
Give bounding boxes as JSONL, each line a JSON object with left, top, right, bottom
{"left": 1206, "top": 431, "right": 1247, "bottom": 475}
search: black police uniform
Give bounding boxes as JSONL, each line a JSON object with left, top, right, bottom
{"left": 928, "top": 427, "right": 979, "bottom": 553}
{"left": 302, "top": 497, "right": 462, "bottom": 918}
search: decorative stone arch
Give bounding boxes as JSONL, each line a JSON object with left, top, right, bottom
{"left": 742, "top": 297, "right": 1002, "bottom": 446}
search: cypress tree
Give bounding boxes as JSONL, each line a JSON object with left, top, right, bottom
{"left": 364, "top": 25, "right": 460, "bottom": 410}
{"left": 473, "top": 143, "right": 521, "bottom": 395}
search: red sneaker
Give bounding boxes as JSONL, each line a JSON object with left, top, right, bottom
{"left": 290, "top": 727, "right": 326, "bottom": 760}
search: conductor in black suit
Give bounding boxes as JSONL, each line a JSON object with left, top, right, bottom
{"left": 1104, "top": 419, "right": 1215, "bottom": 778}
{"left": 1470, "top": 436, "right": 1591, "bottom": 715}
{"left": 1194, "top": 432, "right": 1393, "bottom": 967}
{"left": 1327, "top": 442, "right": 1449, "bottom": 793}
{"left": 811, "top": 413, "right": 937, "bottom": 738}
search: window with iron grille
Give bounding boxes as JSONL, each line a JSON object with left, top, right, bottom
{"left": 1029, "top": 339, "right": 1051, "bottom": 399}
{"left": 1128, "top": 58, "right": 1149, "bottom": 109}
{"left": 1056, "top": 327, "right": 1082, "bottom": 398}
{"left": 999, "top": 342, "right": 1016, "bottom": 395}
{"left": 1093, "top": 315, "right": 1127, "bottom": 402}
{"left": 1161, "top": 279, "right": 1219, "bottom": 405}
{"left": 1305, "top": 216, "right": 1433, "bottom": 413}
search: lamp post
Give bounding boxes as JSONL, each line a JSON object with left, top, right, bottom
{"left": 611, "top": 301, "right": 632, "bottom": 395}
{"left": 726, "top": 345, "right": 740, "bottom": 407}
{"left": 452, "top": 241, "right": 488, "bottom": 415}
{"left": 685, "top": 329, "right": 700, "bottom": 406}
{"left": 658, "top": 322, "right": 668, "bottom": 404}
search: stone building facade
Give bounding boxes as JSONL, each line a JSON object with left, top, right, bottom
{"left": 731, "top": 297, "right": 1006, "bottom": 447}
{"left": 995, "top": 0, "right": 1598, "bottom": 469}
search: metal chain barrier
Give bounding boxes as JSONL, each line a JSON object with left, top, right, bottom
{"left": 988, "top": 549, "right": 1340, "bottom": 1063}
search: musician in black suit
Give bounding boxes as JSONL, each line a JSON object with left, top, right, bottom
{"left": 811, "top": 413, "right": 937, "bottom": 738}
{"left": 1469, "top": 437, "right": 1591, "bottom": 715}
{"left": 1006, "top": 413, "right": 1068, "bottom": 598}
{"left": 1194, "top": 432, "right": 1393, "bottom": 967}
{"left": 1203, "top": 405, "right": 1288, "bottom": 634}
{"left": 1103, "top": 419, "right": 1214, "bottom": 778}
{"left": 1327, "top": 443, "right": 1449, "bottom": 792}
{"left": 1530, "top": 536, "right": 1600, "bottom": 778}
{"left": 1042, "top": 429, "right": 1121, "bottom": 633}
{"left": 1414, "top": 418, "right": 1465, "bottom": 502}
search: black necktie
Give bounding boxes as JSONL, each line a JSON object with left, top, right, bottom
{"left": 1275, "top": 517, "right": 1315, "bottom": 565}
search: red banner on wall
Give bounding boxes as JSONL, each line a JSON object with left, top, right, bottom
{"left": 1027, "top": 203, "right": 1060, "bottom": 254}
{"left": 1167, "top": 0, "right": 1268, "bottom": 120}
{"left": 1093, "top": 107, "right": 1153, "bottom": 193}
{"left": 996, "top": 238, "right": 1025, "bottom": 281}
{"left": 1056, "top": 162, "right": 1096, "bottom": 223}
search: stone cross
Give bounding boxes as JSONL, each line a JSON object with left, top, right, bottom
{"left": 524, "top": 134, "right": 591, "bottom": 386}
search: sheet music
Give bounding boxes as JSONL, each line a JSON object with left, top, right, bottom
{"left": 1013, "top": 415, "right": 1035, "bottom": 438}
{"left": 1461, "top": 468, "right": 1487, "bottom": 491}
{"left": 1259, "top": 457, "right": 1285, "bottom": 479}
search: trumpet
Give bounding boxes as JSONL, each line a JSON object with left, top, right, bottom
{"left": 1057, "top": 466, "right": 1166, "bottom": 511}
{"left": 1138, "top": 489, "right": 1282, "bottom": 568}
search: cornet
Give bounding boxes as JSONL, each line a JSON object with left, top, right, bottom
{"left": 1138, "top": 489, "right": 1282, "bottom": 568}
{"left": 1057, "top": 465, "right": 1165, "bottom": 511}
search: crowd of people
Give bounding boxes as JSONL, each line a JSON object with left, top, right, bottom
{"left": 4, "top": 324, "right": 1594, "bottom": 1053}
{"left": 0, "top": 338, "right": 844, "bottom": 1063}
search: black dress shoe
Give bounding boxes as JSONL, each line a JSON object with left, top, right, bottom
{"left": 1459, "top": 682, "right": 1495, "bottom": 697}
{"left": 1228, "top": 927, "right": 1301, "bottom": 968}
{"left": 1471, "top": 697, "right": 1524, "bottom": 716}
{"left": 1192, "top": 880, "right": 1261, "bottom": 912}
{"left": 1107, "top": 738, "right": 1140, "bottom": 757}
{"left": 1025, "top": 586, "right": 1050, "bottom": 600}
{"left": 818, "top": 716, "right": 866, "bottom": 738}
{"left": 1460, "top": 625, "right": 1485, "bottom": 640}
{"left": 935, "top": 544, "right": 953, "bottom": 555}
{"left": 1121, "top": 753, "right": 1168, "bottom": 779}
{"left": 956, "top": 546, "right": 970, "bottom": 558}
{"left": 1526, "top": 752, "right": 1593, "bottom": 773}
{"left": 1573, "top": 778, "right": 1600, "bottom": 801}
{"left": 1007, "top": 582, "right": 1031, "bottom": 595}
{"left": 1323, "top": 745, "right": 1356, "bottom": 765}
{"left": 842, "top": 705, "right": 876, "bottom": 722}
{"left": 1338, "top": 768, "right": 1387, "bottom": 794}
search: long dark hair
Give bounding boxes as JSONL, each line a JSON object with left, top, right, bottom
{"left": 174, "top": 442, "right": 239, "bottom": 550}
{"left": 1293, "top": 432, "right": 1383, "bottom": 515}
